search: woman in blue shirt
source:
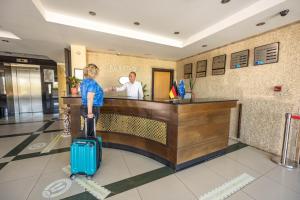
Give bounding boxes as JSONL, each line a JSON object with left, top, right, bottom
{"left": 80, "top": 63, "right": 111, "bottom": 136}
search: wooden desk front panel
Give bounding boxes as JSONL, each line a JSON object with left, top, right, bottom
{"left": 176, "top": 102, "right": 235, "bottom": 164}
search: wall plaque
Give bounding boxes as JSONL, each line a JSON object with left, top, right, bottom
{"left": 254, "top": 42, "right": 279, "bottom": 65}
{"left": 184, "top": 63, "right": 193, "bottom": 79}
{"left": 196, "top": 60, "right": 207, "bottom": 78}
{"left": 230, "top": 50, "right": 249, "bottom": 69}
{"left": 212, "top": 69, "right": 225, "bottom": 75}
{"left": 212, "top": 55, "right": 226, "bottom": 75}
{"left": 43, "top": 69, "right": 55, "bottom": 82}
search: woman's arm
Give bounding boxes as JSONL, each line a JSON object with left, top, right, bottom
{"left": 87, "top": 92, "right": 95, "bottom": 118}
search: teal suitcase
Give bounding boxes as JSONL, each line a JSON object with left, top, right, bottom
{"left": 70, "top": 117, "right": 102, "bottom": 179}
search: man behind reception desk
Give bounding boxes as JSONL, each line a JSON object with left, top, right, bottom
{"left": 113, "top": 72, "right": 144, "bottom": 99}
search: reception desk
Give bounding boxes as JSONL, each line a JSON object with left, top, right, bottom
{"left": 63, "top": 96, "right": 237, "bottom": 170}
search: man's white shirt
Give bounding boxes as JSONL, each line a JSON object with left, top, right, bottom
{"left": 116, "top": 81, "right": 144, "bottom": 99}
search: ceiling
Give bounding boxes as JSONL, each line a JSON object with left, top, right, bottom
{"left": 0, "top": 0, "right": 299, "bottom": 63}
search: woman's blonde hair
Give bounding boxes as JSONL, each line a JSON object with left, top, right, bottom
{"left": 83, "top": 63, "right": 99, "bottom": 78}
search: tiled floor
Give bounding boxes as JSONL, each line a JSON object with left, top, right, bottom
{"left": 0, "top": 122, "right": 47, "bottom": 136}
{"left": 0, "top": 113, "right": 59, "bottom": 124}
{"left": 20, "top": 131, "right": 70, "bottom": 155}
{"left": 0, "top": 115, "right": 299, "bottom": 200}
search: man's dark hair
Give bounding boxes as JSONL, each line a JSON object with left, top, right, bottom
{"left": 129, "top": 71, "right": 136, "bottom": 77}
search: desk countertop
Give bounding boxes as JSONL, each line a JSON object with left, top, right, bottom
{"left": 62, "top": 95, "right": 237, "bottom": 105}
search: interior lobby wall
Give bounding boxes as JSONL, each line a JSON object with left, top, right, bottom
{"left": 177, "top": 22, "right": 300, "bottom": 155}
{"left": 70, "top": 45, "right": 87, "bottom": 69}
{"left": 85, "top": 52, "right": 177, "bottom": 98}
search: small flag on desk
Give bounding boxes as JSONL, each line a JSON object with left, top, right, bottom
{"left": 169, "top": 82, "right": 178, "bottom": 99}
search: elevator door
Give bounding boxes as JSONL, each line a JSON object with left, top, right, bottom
{"left": 16, "top": 68, "right": 42, "bottom": 113}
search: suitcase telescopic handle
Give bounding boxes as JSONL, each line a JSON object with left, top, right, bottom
{"left": 93, "top": 117, "right": 96, "bottom": 137}
{"left": 84, "top": 116, "right": 97, "bottom": 138}
{"left": 76, "top": 141, "right": 88, "bottom": 145}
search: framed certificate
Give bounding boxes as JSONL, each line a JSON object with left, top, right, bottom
{"left": 196, "top": 60, "right": 207, "bottom": 78}
{"left": 184, "top": 63, "right": 193, "bottom": 79}
{"left": 212, "top": 54, "right": 226, "bottom": 75}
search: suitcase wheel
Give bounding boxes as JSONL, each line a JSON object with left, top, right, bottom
{"left": 86, "top": 175, "right": 93, "bottom": 180}
{"left": 70, "top": 174, "right": 76, "bottom": 180}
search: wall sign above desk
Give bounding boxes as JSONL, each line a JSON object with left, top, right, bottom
{"left": 196, "top": 60, "right": 207, "bottom": 78}
{"left": 16, "top": 58, "right": 28, "bottom": 63}
{"left": 212, "top": 54, "right": 226, "bottom": 75}
{"left": 231, "top": 50, "right": 249, "bottom": 69}
{"left": 254, "top": 42, "right": 279, "bottom": 65}
{"left": 184, "top": 63, "right": 193, "bottom": 79}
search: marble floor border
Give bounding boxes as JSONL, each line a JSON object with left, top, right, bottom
{"left": 0, "top": 131, "right": 35, "bottom": 139}
{"left": 0, "top": 117, "right": 60, "bottom": 126}
{"left": 0, "top": 129, "right": 64, "bottom": 139}
{"left": 3, "top": 134, "right": 40, "bottom": 157}
{"left": 12, "top": 147, "right": 70, "bottom": 161}
{"left": 0, "top": 120, "right": 47, "bottom": 126}
{"left": 35, "top": 120, "right": 55, "bottom": 132}
{"left": 0, "top": 162, "right": 8, "bottom": 170}
{"left": 1, "top": 120, "right": 56, "bottom": 158}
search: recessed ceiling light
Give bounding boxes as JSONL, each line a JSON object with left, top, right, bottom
{"left": 174, "top": 31, "right": 180, "bottom": 35}
{"left": 133, "top": 22, "right": 140, "bottom": 26}
{"left": 1, "top": 39, "right": 9, "bottom": 43}
{"left": 279, "top": 9, "right": 289, "bottom": 17}
{"left": 116, "top": 52, "right": 121, "bottom": 55}
{"left": 202, "top": 44, "right": 207, "bottom": 47}
{"left": 221, "top": 0, "right": 231, "bottom": 4}
{"left": 89, "top": 11, "right": 96, "bottom": 16}
{"left": 256, "top": 22, "right": 266, "bottom": 26}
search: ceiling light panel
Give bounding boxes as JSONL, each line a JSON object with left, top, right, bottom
{"left": 32, "top": 0, "right": 287, "bottom": 48}
{"left": 183, "top": 0, "right": 286, "bottom": 46}
{"left": 32, "top": 0, "right": 182, "bottom": 47}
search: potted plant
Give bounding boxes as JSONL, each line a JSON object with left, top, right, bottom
{"left": 187, "top": 77, "right": 197, "bottom": 99}
{"left": 67, "top": 76, "right": 81, "bottom": 95}
{"left": 141, "top": 82, "right": 149, "bottom": 99}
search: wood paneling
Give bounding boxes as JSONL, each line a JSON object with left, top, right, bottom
{"left": 70, "top": 104, "right": 81, "bottom": 138}
{"left": 177, "top": 139, "right": 228, "bottom": 164}
{"left": 178, "top": 101, "right": 237, "bottom": 113}
{"left": 177, "top": 105, "right": 232, "bottom": 164}
{"left": 178, "top": 122, "right": 229, "bottom": 148}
